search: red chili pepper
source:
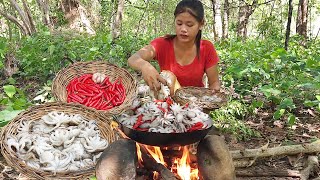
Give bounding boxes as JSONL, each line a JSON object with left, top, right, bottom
{"left": 188, "top": 122, "right": 204, "bottom": 132}
{"left": 133, "top": 114, "right": 143, "bottom": 129}
{"left": 79, "top": 74, "right": 93, "bottom": 83}
{"left": 69, "top": 94, "right": 84, "bottom": 103}
{"left": 83, "top": 84, "right": 99, "bottom": 93}
{"left": 92, "top": 98, "right": 103, "bottom": 109}
{"left": 92, "top": 91, "right": 103, "bottom": 101}
{"left": 84, "top": 98, "right": 93, "bottom": 106}
{"left": 104, "top": 94, "right": 115, "bottom": 105}
{"left": 102, "top": 77, "right": 111, "bottom": 86}
{"left": 166, "top": 97, "right": 174, "bottom": 106}
{"left": 84, "top": 78, "right": 94, "bottom": 84}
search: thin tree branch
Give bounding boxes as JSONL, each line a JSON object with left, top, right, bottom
{"left": 9, "top": 0, "right": 31, "bottom": 35}
{"left": 21, "top": 0, "right": 36, "bottom": 33}
{"left": 0, "top": 9, "right": 27, "bottom": 35}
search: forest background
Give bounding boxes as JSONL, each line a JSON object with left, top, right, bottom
{"left": 0, "top": 0, "right": 319, "bottom": 178}
{"left": 0, "top": 0, "right": 319, "bottom": 140}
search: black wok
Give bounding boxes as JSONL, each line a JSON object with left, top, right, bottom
{"left": 119, "top": 124, "right": 214, "bottom": 147}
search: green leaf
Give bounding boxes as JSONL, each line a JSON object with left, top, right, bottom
{"left": 273, "top": 109, "right": 285, "bottom": 120}
{"left": 316, "top": 95, "right": 320, "bottom": 101}
{"left": 0, "top": 110, "right": 23, "bottom": 127}
{"left": 43, "top": 31, "right": 51, "bottom": 36}
{"left": 278, "top": 98, "right": 295, "bottom": 110}
{"left": 287, "top": 114, "right": 296, "bottom": 126}
{"left": 90, "top": 47, "right": 99, "bottom": 51}
{"left": 304, "top": 100, "right": 317, "bottom": 107}
{"left": 89, "top": 176, "right": 97, "bottom": 180}
{"left": 3, "top": 85, "right": 16, "bottom": 98}
{"left": 252, "top": 100, "right": 264, "bottom": 108}
{"left": 69, "top": 52, "right": 77, "bottom": 59}
{"left": 49, "top": 45, "right": 55, "bottom": 55}
{"left": 259, "top": 85, "right": 281, "bottom": 98}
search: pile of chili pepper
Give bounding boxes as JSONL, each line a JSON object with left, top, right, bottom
{"left": 66, "top": 74, "right": 126, "bottom": 110}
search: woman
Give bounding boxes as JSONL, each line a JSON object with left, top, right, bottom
{"left": 128, "top": 1, "right": 235, "bottom": 179}
{"left": 128, "top": 0, "right": 220, "bottom": 93}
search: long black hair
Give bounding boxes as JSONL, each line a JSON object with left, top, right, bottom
{"left": 165, "top": 0, "right": 204, "bottom": 59}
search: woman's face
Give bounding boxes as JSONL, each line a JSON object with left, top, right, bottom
{"left": 174, "top": 12, "right": 203, "bottom": 43}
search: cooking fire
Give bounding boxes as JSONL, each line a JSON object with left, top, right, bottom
{"left": 139, "top": 144, "right": 199, "bottom": 180}
{"left": 95, "top": 138, "right": 201, "bottom": 180}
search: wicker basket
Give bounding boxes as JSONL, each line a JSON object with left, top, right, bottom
{"left": 0, "top": 102, "right": 118, "bottom": 179}
{"left": 52, "top": 61, "right": 137, "bottom": 115}
{"left": 173, "top": 87, "right": 228, "bottom": 110}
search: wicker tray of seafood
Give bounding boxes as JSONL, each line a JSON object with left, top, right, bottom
{"left": 173, "top": 87, "right": 228, "bottom": 110}
{"left": 0, "top": 102, "right": 117, "bottom": 179}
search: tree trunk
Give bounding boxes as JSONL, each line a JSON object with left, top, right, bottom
{"left": 222, "top": 0, "right": 229, "bottom": 39}
{"left": 284, "top": 0, "right": 293, "bottom": 50}
{"left": 211, "top": 0, "right": 223, "bottom": 41}
{"left": 111, "top": 0, "right": 124, "bottom": 40}
{"left": 237, "top": 0, "right": 257, "bottom": 38}
{"left": 296, "top": 0, "right": 308, "bottom": 38}
{"left": 36, "top": 0, "right": 52, "bottom": 28}
{"left": 60, "top": 0, "right": 96, "bottom": 35}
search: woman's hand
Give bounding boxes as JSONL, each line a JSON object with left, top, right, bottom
{"left": 206, "top": 65, "right": 221, "bottom": 94}
{"left": 141, "top": 64, "right": 167, "bottom": 91}
{"left": 210, "top": 82, "right": 220, "bottom": 94}
{"left": 128, "top": 44, "right": 167, "bottom": 90}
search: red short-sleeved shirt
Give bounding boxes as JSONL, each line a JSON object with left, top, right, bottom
{"left": 150, "top": 37, "right": 219, "bottom": 87}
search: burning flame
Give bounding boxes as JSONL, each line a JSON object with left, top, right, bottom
{"left": 137, "top": 143, "right": 199, "bottom": 180}
{"left": 136, "top": 143, "right": 143, "bottom": 165}
{"left": 175, "top": 146, "right": 199, "bottom": 180}
{"left": 145, "top": 146, "right": 166, "bottom": 166}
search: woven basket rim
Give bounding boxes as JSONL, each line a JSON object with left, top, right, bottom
{"left": 51, "top": 61, "right": 138, "bottom": 115}
{"left": 173, "top": 86, "right": 228, "bottom": 110}
{"left": 0, "top": 102, "right": 117, "bottom": 179}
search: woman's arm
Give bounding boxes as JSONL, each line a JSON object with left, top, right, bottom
{"left": 128, "top": 45, "right": 155, "bottom": 71}
{"left": 206, "top": 64, "right": 221, "bottom": 93}
{"left": 128, "top": 45, "right": 166, "bottom": 90}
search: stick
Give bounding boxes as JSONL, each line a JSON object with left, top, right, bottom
{"left": 231, "top": 140, "right": 320, "bottom": 159}
{"left": 233, "top": 159, "right": 257, "bottom": 168}
{"left": 301, "top": 156, "right": 319, "bottom": 180}
{"left": 236, "top": 169, "right": 301, "bottom": 177}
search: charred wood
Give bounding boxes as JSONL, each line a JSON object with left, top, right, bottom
{"left": 139, "top": 144, "right": 178, "bottom": 180}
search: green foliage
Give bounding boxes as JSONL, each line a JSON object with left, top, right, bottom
{"left": 211, "top": 101, "right": 261, "bottom": 140}
{"left": 217, "top": 37, "right": 320, "bottom": 127}
{"left": 0, "top": 36, "right": 8, "bottom": 70}
{"left": 15, "top": 31, "right": 153, "bottom": 81}
{"left": 0, "top": 85, "right": 32, "bottom": 127}
{"left": 32, "top": 80, "right": 55, "bottom": 103}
